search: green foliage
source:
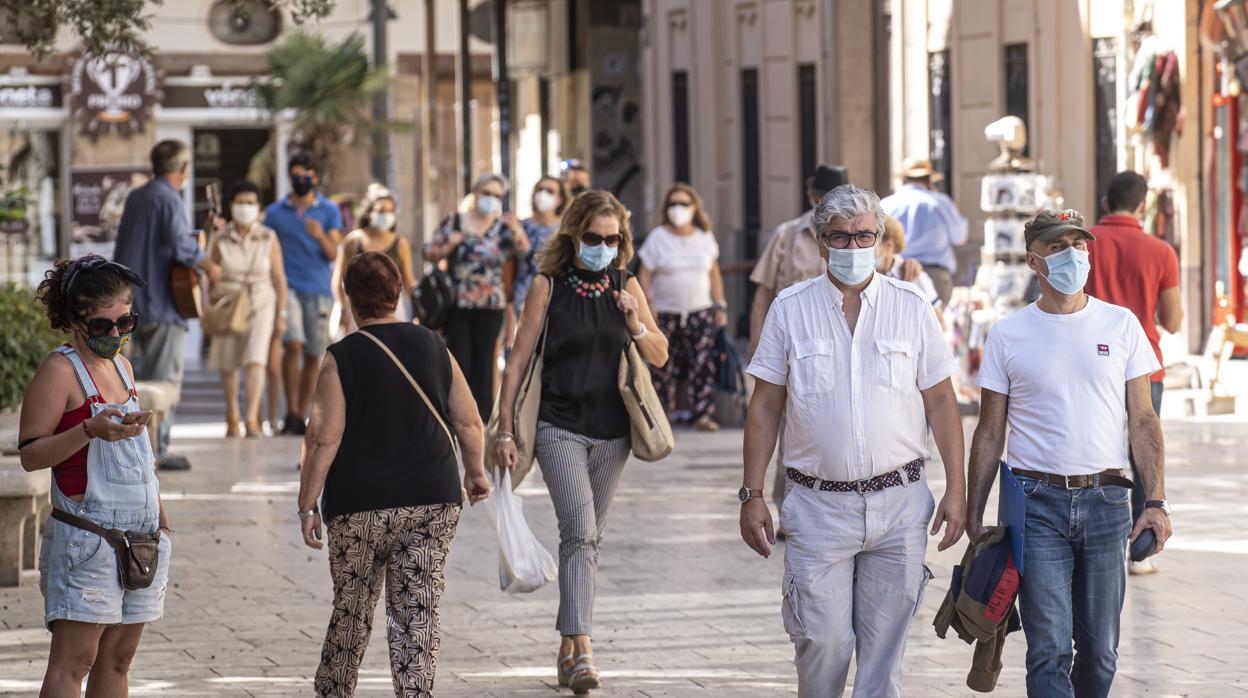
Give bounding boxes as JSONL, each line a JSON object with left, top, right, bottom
{"left": 248, "top": 30, "right": 405, "bottom": 189}
{"left": 1, "top": 0, "right": 335, "bottom": 59}
{"left": 0, "top": 284, "right": 65, "bottom": 411}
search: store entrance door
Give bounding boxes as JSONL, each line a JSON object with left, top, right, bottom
{"left": 192, "top": 128, "right": 273, "bottom": 228}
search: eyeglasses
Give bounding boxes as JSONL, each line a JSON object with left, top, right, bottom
{"left": 819, "top": 230, "right": 880, "bottom": 249}
{"left": 582, "top": 232, "right": 623, "bottom": 247}
{"left": 84, "top": 312, "right": 140, "bottom": 337}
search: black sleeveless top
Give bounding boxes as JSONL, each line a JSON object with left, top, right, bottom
{"left": 539, "top": 268, "right": 631, "bottom": 439}
{"left": 322, "top": 322, "right": 462, "bottom": 519}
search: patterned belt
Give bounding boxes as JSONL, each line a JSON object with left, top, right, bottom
{"left": 787, "top": 459, "right": 924, "bottom": 494}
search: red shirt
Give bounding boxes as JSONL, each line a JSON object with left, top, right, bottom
{"left": 1085, "top": 214, "right": 1180, "bottom": 380}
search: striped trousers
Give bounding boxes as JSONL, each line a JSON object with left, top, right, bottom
{"left": 535, "top": 421, "right": 631, "bottom": 637}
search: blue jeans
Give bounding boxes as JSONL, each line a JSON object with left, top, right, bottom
{"left": 1017, "top": 476, "right": 1132, "bottom": 698}
{"left": 1128, "top": 382, "right": 1164, "bottom": 524}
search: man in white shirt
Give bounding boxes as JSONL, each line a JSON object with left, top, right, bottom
{"left": 740, "top": 185, "right": 967, "bottom": 697}
{"left": 966, "top": 209, "right": 1173, "bottom": 698}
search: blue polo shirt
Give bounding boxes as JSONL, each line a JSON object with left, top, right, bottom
{"left": 265, "top": 193, "right": 344, "bottom": 297}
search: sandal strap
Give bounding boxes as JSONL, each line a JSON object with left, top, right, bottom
{"left": 572, "top": 664, "right": 598, "bottom": 676}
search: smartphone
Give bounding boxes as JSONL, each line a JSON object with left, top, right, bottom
{"left": 121, "top": 410, "right": 153, "bottom": 426}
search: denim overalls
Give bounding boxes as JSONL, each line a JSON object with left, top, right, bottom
{"left": 38, "top": 344, "right": 171, "bottom": 629}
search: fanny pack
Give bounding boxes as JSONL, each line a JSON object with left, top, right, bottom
{"left": 51, "top": 508, "right": 161, "bottom": 590}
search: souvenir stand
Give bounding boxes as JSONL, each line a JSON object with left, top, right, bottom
{"left": 946, "top": 117, "right": 1062, "bottom": 404}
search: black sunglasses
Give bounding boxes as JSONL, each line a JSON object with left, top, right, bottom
{"left": 61, "top": 255, "right": 147, "bottom": 295}
{"left": 84, "top": 312, "right": 140, "bottom": 338}
{"left": 582, "top": 232, "right": 623, "bottom": 247}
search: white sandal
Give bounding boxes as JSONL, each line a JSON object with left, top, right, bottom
{"left": 569, "top": 653, "right": 601, "bottom": 695}
{"left": 557, "top": 654, "right": 576, "bottom": 688}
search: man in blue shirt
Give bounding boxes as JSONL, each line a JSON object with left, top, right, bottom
{"left": 263, "top": 153, "right": 343, "bottom": 434}
{"left": 881, "top": 158, "right": 968, "bottom": 306}
{"left": 114, "top": 140, "right": 222, "bottom": 470}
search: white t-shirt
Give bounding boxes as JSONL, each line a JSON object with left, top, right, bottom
{"left": 637, "top": 225, "right": 719, "bottom": 314}
{"left": 976, "top": 297, "right": 1160, "bottom": 476}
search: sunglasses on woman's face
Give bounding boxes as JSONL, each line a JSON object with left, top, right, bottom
{"left": 582, "top": 232, "right": 623, "bottom": 247}
{"left": 83, "top": 312, "right": 140, "bottom": 337}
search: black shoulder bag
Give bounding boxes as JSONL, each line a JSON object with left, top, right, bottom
{"left": 413, "top": 213, "right": 461, "bottom": 331}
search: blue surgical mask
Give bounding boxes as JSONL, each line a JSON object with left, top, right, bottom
{"left": 578, "top": 242, "right": 618, "bottom": 271}
{"left": 825, "top": 246, "right": 877, "bottom": 286}
{"left": 476, "top": 195, "right": 502, "bottom": 215}
{"left": 1035, "top": 246, "right": 1091, "bottom": 295}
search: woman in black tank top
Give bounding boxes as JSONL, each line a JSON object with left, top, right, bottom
{"left": 297, "top": 252, "right": 490, "bottom": 695}
{"left": 493, "top": 191, "right": 669, "bottom": 693}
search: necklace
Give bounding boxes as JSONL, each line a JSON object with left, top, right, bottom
{"left": 564, "top": 268, "right": 610, "bottom": 298}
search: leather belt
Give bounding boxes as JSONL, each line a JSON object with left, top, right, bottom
{"left": 787, "top": 459, "right": 923, "bottom": 494}
{"left": 1009, "top": 467, "right": 1133, "bottom": 490}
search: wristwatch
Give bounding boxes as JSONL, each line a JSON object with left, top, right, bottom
{"left": 1145, "top": 500, "right": 1170, "bottom": 516}
{"left": 738, "top": 486, "right": 763, "bottom": 503}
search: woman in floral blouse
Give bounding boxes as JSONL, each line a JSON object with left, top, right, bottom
{"left": 424, "top": 173, "right": 529, "bottom": 420}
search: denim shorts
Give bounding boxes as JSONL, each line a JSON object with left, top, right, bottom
{"left": 39, "top": 518, "right": 172, "bottom": 630}
{"left": 284, "top": 288, "right": 333, "bottom": 357}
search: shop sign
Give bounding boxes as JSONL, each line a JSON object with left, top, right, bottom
{"left": 163, "top": 83, "right": 264, "bottom": 110}
{"left": 0, "top": 84, "right": 62, "bottom": 109}
{"left": 68, "top": 49, "right": 161, "bottom": 142}
{"left": 68, "top": 166, "right": 151, "bottom": 258}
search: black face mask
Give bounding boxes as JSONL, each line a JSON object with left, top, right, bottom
{"left": 570, "top": 185, "right": 587, "bottom": 198}
{"left": 291, "top": 175, "right": 315, "bottom": 197}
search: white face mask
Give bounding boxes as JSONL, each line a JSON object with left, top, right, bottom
{"left": 825, "top": 246, "right": 877, "bottom": 286}
{"left": 476, "top": 195, "right": 502, "bottom": 215}
{"left": 667, "top": 204, "right": 694, "bottom": 227}
{"left": 533, "top": 190, "right": 559, "bottom": 213}
{"left": 371, "top": 212, "right": 396, "bottom": 231}
{"left": 231, "top": 203, "right": 260, "bottom": 225}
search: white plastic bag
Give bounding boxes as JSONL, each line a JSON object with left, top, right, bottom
{"left": 485, "top": 468, "right": 558, "bottom": 594}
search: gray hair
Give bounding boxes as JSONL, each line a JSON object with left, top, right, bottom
{"left": 150, "top": 140, "right": 190, "bottom": 177}
{"left": 812, "top": 184, "right": 886, "bottom": 238}
{"left": 473, "top": 172, "right": 510, "bottom": 194}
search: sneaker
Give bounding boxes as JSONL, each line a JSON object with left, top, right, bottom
{"left": 280, "top": 413, "right": 306, "bottom": 436}
{"left": 1129, "top": 559, "right": 1159, "bottom": 576}
{"left": 157, "top": 455, "right": 192, "bottom": 471}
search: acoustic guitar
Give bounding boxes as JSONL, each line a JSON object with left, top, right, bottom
{"left": 170, "top": 182, "right": 219, "bottom": 319}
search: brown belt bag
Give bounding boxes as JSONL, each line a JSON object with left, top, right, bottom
{"left": 51, "top": 509, "right": 160, "bottom": 590}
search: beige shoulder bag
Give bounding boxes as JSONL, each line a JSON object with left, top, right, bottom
{"left": 612, "top": 269, "right": 674, "bottom": 461}
{"left": 202, "top": 231, "right": 266, "bottom": 336}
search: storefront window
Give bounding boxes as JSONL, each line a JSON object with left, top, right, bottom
{"left": 0, "top": 127, "right": 63, "bottom": 285}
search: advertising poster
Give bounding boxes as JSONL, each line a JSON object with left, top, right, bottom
{"left": 69, "top": 166, "right": 150, "bottom": 259}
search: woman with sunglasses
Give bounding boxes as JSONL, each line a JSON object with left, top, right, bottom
{"left": 424, "top": 173, "right": 530, "bottom": 421}
{"left": 17, "top": 255, "right": 173, "bottom": 696}
{"left": 636, "top": 183, "right": 728, "bottom": 432}
{"left": 495, "top": 190, "right": 668, "bottom": 694}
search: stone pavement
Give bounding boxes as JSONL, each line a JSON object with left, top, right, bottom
{"left": 2, "top": 415, "right": 1247, "bottom": 697}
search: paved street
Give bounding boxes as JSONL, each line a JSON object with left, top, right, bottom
{"left": 2, "top": 410, "right": 1248, "bottom": 696}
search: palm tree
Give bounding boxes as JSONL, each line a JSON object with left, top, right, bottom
{"left": 248, "top": 30, "right": 402, "bottom": 191}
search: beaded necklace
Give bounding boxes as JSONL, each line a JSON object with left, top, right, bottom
{"left": 563, "top": 267, "right": 610, "bottom": 298}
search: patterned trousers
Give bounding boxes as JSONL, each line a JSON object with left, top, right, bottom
{"left": 534, "top": 421, "right": 631, "bottom": 637}
{"left": 651, "top": 308, "right": 718, "bottom": 421}
{"left": 315, "top": 503, "right": 461, "bottom": 698}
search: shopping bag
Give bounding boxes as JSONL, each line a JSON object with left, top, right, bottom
{"left": 484, "top": 469, "right": 558, "bottom": 594}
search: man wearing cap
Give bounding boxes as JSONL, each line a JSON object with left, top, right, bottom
{"left": 741, "top": 184, "right": 966, "bottom": 698}
{"left": 966, "top": 209, "right": 1172, "bottom": 698}
{"left": 881, "top": 158, "right": 968, "bottom": 306}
